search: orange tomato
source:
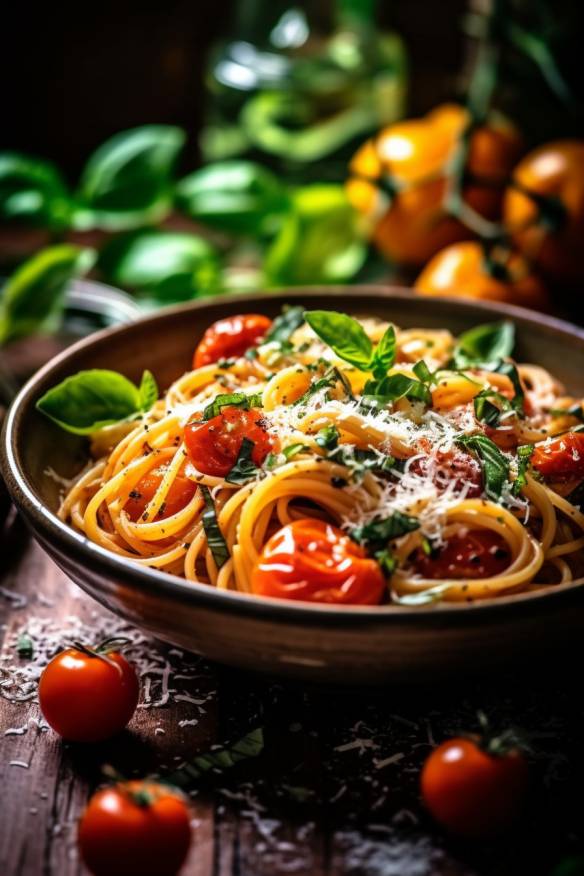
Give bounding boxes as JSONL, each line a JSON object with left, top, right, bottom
{"left": 251, "top": 518, "right": 386, "bottom": 605}
{"left": 414, "top": 240, "right": 549, "bottom": 311}
{"left": 78, "top": 781, "right": 191, "bottom": 876}
{"left": 503, "top": 140, "right": 584, "bottom": 282}
{"left": 347, "top": 104, "right": 522, "bottom": 265}
{"left": 193, "top": 314, "right": 272, "bottom": 368}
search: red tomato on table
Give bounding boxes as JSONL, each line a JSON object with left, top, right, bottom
{"left": 78, "top": 781, "right": 191, "bottom": 876}
{"left": 413, "top": 530, "right": 510, "bottom": 579}
{"left": 531, "top": 432, "right": 584, "bottom": 482}
{"left": 184, "top": 407, "right": 277, "bottom": 477}
{"left": 193, "top": 314, "right": 272, "bottom": 368}
{"left": 251, "top": 518, "right": 386, "bottom": 605}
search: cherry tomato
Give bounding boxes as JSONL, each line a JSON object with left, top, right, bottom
{"left": 409, "top": 448, "right": 483, "bottom": 498}
{"left": 347, "top": 104, "right": 522, "bottom": 266}
{"left": 414, "top": 241, "right": 549, "bottom": 311}
{"left": 39, "top": 646, "right": 139, "bottom": 742}
{"left": 413, "top": 530, "right": 511, "bottom": 579}
{"left": 504, "top": 141, "right": 584, "bottom": 283}
{"left": 78, "top": 781, "right": 191, "bottom": 876}
{"left": 421, "top": 737, "right": 528, "bottom": 836}
{"left": 184, "top": 406, "right": 277, "bottom": 477}
{"left": 251, "top": 518, "right": 386, "bottom": 605}
{"left": 193, "top": 314, "right": 272, "bottom": 368}
{"left": 124, "top": 466, "right": 196, "bottom": 522}
{"left": 531, "top": 432, "right": 584, "bottom": 482}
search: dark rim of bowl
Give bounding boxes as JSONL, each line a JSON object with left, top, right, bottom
{"left": 4, "top": 285, "right": 584, "bottom": 629}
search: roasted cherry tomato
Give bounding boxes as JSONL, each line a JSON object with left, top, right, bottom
{"left": 347, "top": 103, "right": 522, "bottom": 266}
{"left": 413, "top": 530, "right": 511, "bottom": 579}
{"left": 184, "top": 406, "right": 277, "bottom": 477}
{"left": 414, "top": 241, "right": 549, "bottom": 311}
{"left": 78, "top": 781, "right": 191, "bottom": 876}
{"left": 409, "top": 448, "right": 483, "bottom": 498}
{"left": 251, "top": 518, "right": 386, "bottom": 605}
{"left": 124, "top": 466, "right": 196, "bottom": 522}
{"left": 504, "top": 140, "right": 584, "bottom": 283}
{"left": 421, "top": 737, "right": 528, "bottom": 837}
{"left": 193, "top": 314, "right": 272, "bottom": 368}
{"left": 531, "top": 432, "right": 584, "bottom": 482}
{"left": 39, "top": 644, "right": 139, "bottom": 742}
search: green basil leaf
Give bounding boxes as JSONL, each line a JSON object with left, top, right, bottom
{"left": 512, "top": 444, "right": 534, "bottom": 496}
{"left": 203, "top": 391, "right": 263, "bottom": 421}
{"left": 225, "top": 438, "right": 261, "bottom": 485}
{"left": 452, "top": 321, "right": 515, "bottom": 367}
{"left": 0, "top": 245, "right": 95, "bottom": 345}
{"left": 36, "top": 368, "right": 157, "bottom": 435}
{"left": 350, "top": 511, "right": 420, "bottom": 551}
{"left": 293, "top": 366, "right": 352, "bottom": 407}
{"left": 176, "top": 161, "right": 289, "bottom": 236}
{"left": 315, "top": 425, "right": 339, "bottom": 450}
{"left": 264, "top": 306, "right": 305, "bottom": 344}
{"left": 495, "top": 361, "right": 525, "bottom": 415}
{"left": 370, "top": 325, "right": 397, "bottom": 379}
{"left": 333, "top": 447, "right": 395, "bottom": 481}
{"left": 456, "top": 434, "right": 510, "bottom": 499}
{"left": 412, "top": 360, "right": 433, "bottom": 384}
{"left": 374, "top": 373, "right": 432, "bottom": 406}
{"left": 264, "top": 184, "right": 366, "bottom": 285}
{"left": 283, "top": 443, "right": 307, "bottom": 460}
{"left": 0, "top": 152, "right": 72, "bottom": 229}
{"left": 374, "top": 548, "right": 397, "bottom": 578}
{"left": 164, "top": 727, "right": 263, "bottom": 788}
{"left": 76, "top": 125, "right": 185, "bottom": 229}
{"left": 473, "top": 389, "right": 512, "bottom": 427}
{"left": 16, "top": 633, "right": 34, "bottom": 658}
{"left": 98, "top": 229, "right": 221, "bottom": 303}
{"left": 304, "top": 310, "right": 372, "bottom": 371}
{"left": 200, "top": 486, "right": 229, "bottom": 569}
{"left": 550, "top": 404, "right": 584, "bottom": 421}
{"left": 138, "top": 370, "right": 159, "bottom": 411}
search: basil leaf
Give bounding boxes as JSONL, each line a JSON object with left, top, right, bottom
{"left": 452, "top": 321, "right": 515, "bottom": 367}
{"left": 76, "top": 125, "right": 185, "bottom": 229}
{"left": 304, "top": 310, "right": 372, "bottom": 371}
{"left": 36, "top": 369, "right": 158, "bottom": 435}
{"left": 333, "top": 447, "right": 395, "bottom": 481}
{"left": 412, "top": 360, "right": 433, "bottom": 384}
{"left": 350, "top": 511, "right": 420, "bottom": 550}
{"left": 98, "top": 230, "right": 221, "bottom": 302}
{"left": 550, "top": 404, "right": 584, "bottom": 421}
{"left": 370, "top": 325, "right": 396, "bottom": 378}
{"left": 315, "top": 425, "right": 339, "bottom": 450}
{"left": 512, "top": 444, "right": 534, "bottom": 496}
{"left": 473, "top": 389, "right": 512, "bottom": 427}
{"left": 293, "top": 367, "right": 352, "bottom": 407}
{"left": 374, "top": 548, "right": 397, "bottom": 577}
{"left": 0, "top": 245, "right": 95, "bottom": 345}
{"left": 176, "top": 161, "right": 289, "bottom": 236}
{"left": 495, "top": 361, "right": 525, "bottom": 415}
{"left": 200, "top": 486, "right": 229, "bottom": 569}
{"left": 225, "top": 438, "right": 261, "bottom": 485}
{"left": 283, "top": 443, "right": 307, "bottom": 460}
{"left": 264, "top": 306, "right": 305, "bottom": 344}
{"left": 164, "top": 728, "right": 263, "bottom": 788}
{"left": 0, "top": 152, "right": 72, "bottom": 230}
{"left": 373, "top": 373, "right": 432, "bottom": 406}
{"left": 16, "top": 633, "right": 34, "bottom": 658}
{"left": 456, "top": 434, "right": 510, "bottom": 499}
{"left": 203, "top": 392, "right": 263, "bottom": 421}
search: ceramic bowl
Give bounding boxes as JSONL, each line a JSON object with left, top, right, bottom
{"left": 3, "top": 287, "right": 584, "bottom": 684}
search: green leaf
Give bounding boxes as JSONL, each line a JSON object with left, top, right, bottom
{"left": 176, "top": 161, "right": 289, "bottom": 236}
{"left": 350, "top": 511, "right": 420, "bottom": 551}
{"left": 76, "top": 125, "right": 185, "bottom": 229}
{"left": 138, "top": 370, "right": 159, "bottom": 411}
{"left": 98, "top": 230, "right": 221, "bottom": 303}
{"left": 315, "top": 425, "right": 339, "bottom": 450}
{"left": 0, "top": 152, "right": 72, "bottom": 229}
{"left": 282, "top": 443, "right": 308, "bottom": 460}
{"left": 264, "top": 185, "right": 366, "bottom": 285}
{"left": 473, "top": 389, "right": 512, "bottom": 427}
{"left": 16, "top": 633, "right": 34, "bottom": 658}
{"left": 304, "top": 310, "right": 372, "bottom": 371}
{"left": 202, "top": 392, "right": 263, "bottom": 421}
{"left": 370, "top": 325, "right": 397, "bottom": 378}
{"left": 452, "top": 321, "right": 515, "bottom": 368}
{"left": 495, "top": 361, "right": 525, "bottom": 415}
{"left": 293, "top": 366, "right": 352, "bottom": 407}
{"left": 225, "top": 438, "right": 261, "bottom": 485}
{"left": 456, "top": 434, "right": 510, "bottom": 499}
{"left": 512, "top": 444, "right": 534, "bottom": 496}
{"left": 36, "top": 369, "right": 158, "bottom": 435}
{"left": 412, "top": 360, "right": 433, "bottom": 384}
{"left": 264, "top": 306, "right": 305, "bottom": 344}
{"left": 550, "top": 404, "right": 584, "bottom": 421}
{"left": 0, "top": 245, "right": 95, "bottom": 345}
{"left": 200, "top": 486, "right": 229, "bottom": 569}
{"left": 164, "top": 728, "right": 264, "bottom": 788}
{"left": 370, "top": 373, "right": 432, "bottom": 406}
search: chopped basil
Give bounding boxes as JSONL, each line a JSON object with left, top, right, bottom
{"left": 283, "top": 443, "right": 307, "bottom": 460}
{"left": 350, "top": 511, "right": 420, "bottom": 550}
{"left": 412, "top": 360, "right": 433, "bottom": 384}
{"left": 374, "top": 548, "right": 397, "bottom": 577}
{"left": 367, "top": 373, "right": 432, "bottom": 407}
{"left": 512, "top": 444, "right": 534, "bottom": 496}
{"left": 293, "top": 366, "right": 352, "bottom": 407}
{"left": 473, "top": 389, "right": 513, "bottom": 427}
{"left": 304, "top": 310, "right": 397, "bottom": 381}
{"left": 200, "top": 486, "right": 229, "bottom": 568}
{"left": 164, "top": 728, "right": 264, "bottom": 788}
{"left": 333, "top": 446, "right": 395, "bottom": 480}
{"left": 16, "top": 633, "right": 34, "bottom": 658}
{"left": 202, "top": 391, "right": 263, "bottom": 421}
{"left": 495, "top": 361, "right": 525, "bottom": 416}
{"left": 225, "top": 438, "right": 261, "bottom": 485}
{"left": 456, "top": 434, "right": 510, "bottom": 499}
{"left": 451, "top": 321, "right": 515, "bottom": 368}
{"left": 264, "top": 305, "right": 305, "bottom": 344}
{"left": 315, "top": 425, "right": 339, "bottom": 450}
{"left": 550, "top": 404, "right": 584, "bottom": 421}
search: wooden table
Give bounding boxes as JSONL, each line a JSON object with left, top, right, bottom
{"left": 2, "top": 507, "right": 584, "bottom": 876}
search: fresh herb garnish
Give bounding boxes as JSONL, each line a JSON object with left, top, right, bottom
{"left": 225, "top": 438, "right": 261, "bottom": 485}
{"left": 451, "top": 321, "right": 515, "bottom": 368}
{"left": 202, "top": 391, "right": 263, "bottom": 421}
{"left": 293, "top": 366, "right": 352, "bottom": 407}
{"left": 495, "top": 361, "right": 525, "bottom": 415}
{"left": 283, "top": 443, "right": 307, "bottom": 460}
{"left": 512, "top": 444, "right": 534, "bottom": 496}
{"left": 550, "top": 404, "right": 584, "bottom": 421}
{"left": 36, "top": 368, "right": 158, "bottom": 435}
{"left": 350, "top": 511, "right": 420, "bottom": 577}
{"left": 164, "top": 728, "right": 264, "bottom": 788}
{"left": 264, "top": 305, "right": 305, "bottom": 344}
{"left": 369, "top": 373, "right": 433, "bottom": 406}
{"left": 456, "top": 433, "right": 510, "bottom": 499}
{"left": 473, "top": 389, "right": 513, "bottom": 427}
{"left": 16, "top": 633, "right": 34, "bottom": 658}
{"left": 304, "top": 310, "right": 396, "bottom": 380}
{"left": 412, "top": 360, "right": 433, "bottom": 384}
{"left": 333, "top": 447, "right": 395, "bottom": 480}
{"left": 200, "top": 486, "right": 229, "bottom": 568}
{"left": 315, "top": 425, "right": 339, "bottom": 450}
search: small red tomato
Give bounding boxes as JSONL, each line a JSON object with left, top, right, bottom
{"left": 124, "top": 466, "right": 196, "bottom": 522}
{"left": 413, "top": 530, "right": 510, "bottom": 580}
{"left": 184, "top": 407, "right": 278, "bottom": 477}
{"left": 531, "top": 432, "right": 584, "bottom": 482}
{"left": 421, "top": 737, "right": 528, "bottom": 837}
{"left": 39, "top": 645, "right": 139, "bottom": 742}
{"left": 251, "top": 518, "right": 386, "bottom": 605}
{"left": 193, "top": 314, "right": 272, "bottom": 368}
{"left": 78, "top": 781, "right": 191, "bottom": 876}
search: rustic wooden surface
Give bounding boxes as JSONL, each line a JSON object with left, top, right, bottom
{"left": 2, "top": 504, "right": 584, "bottom": 876}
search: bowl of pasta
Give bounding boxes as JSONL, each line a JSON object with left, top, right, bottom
{"left": 3, "top": 287, "right": 584, "bottom": 683}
